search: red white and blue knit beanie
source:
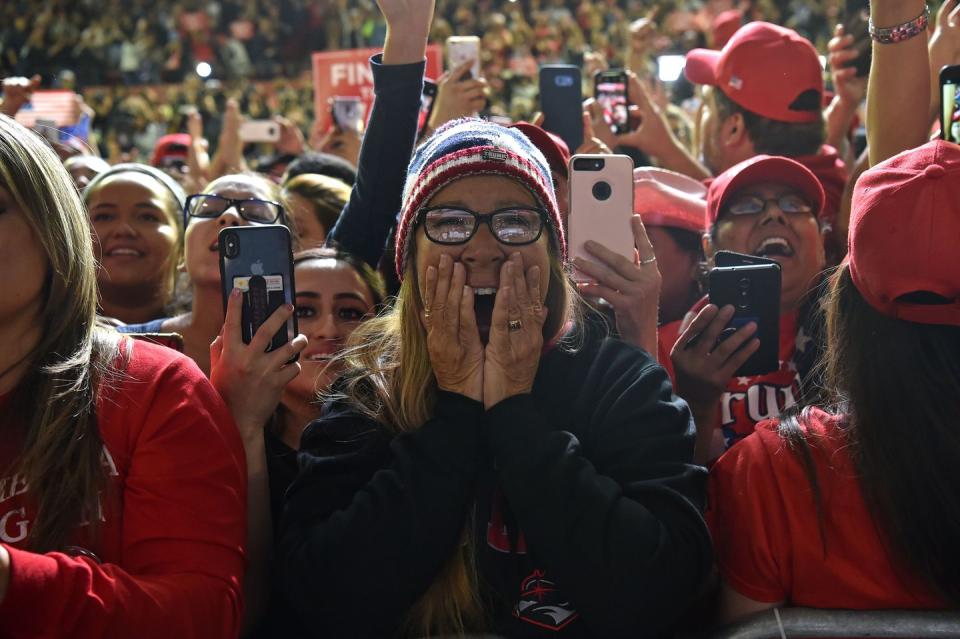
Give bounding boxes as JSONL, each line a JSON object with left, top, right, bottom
{"left": 394, "top": 117, "right": 564, "bottom": 279}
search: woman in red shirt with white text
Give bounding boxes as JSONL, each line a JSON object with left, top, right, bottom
{"left": 0, "top": 113, "right": 247, "bottom": 638}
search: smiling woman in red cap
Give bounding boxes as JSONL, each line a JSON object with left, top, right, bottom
{"left": 662, "top": 154, "right": 828, "bottom": 465}
{"left": 707, "top": 139, "right": 960, "bottom": 623}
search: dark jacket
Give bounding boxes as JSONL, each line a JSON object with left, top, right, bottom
{"left": 326, "top": 54, "right": 424, "bottom": 269}
{"left": 278, "top": 326, "right": 711, "bottom": 638}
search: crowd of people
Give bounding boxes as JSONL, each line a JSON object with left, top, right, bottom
{"left": 2, "top": 0, "right": 846, "bottom": 159}
{"left": 1, "top": 0, "right": 960, "bottom": 637}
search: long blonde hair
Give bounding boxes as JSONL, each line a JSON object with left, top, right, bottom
{"left": 0, "top": 115, "right": 120, "bottom": 552}
{"left": 333, "top": 233, "right": 577, "bottom": 637}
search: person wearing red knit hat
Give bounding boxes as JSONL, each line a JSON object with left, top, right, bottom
{"left": 632, "top": 167, "right": 707, "bottom": 325}
{"left": 660, "top": 154, "right": 828, "bottom": 465}
{"left": 707, "top": 138, "right": 960, "bottom": 624}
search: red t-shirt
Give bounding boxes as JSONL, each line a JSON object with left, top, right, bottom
{"left": 707, "top": 409, "right": 943, "bottom": 608}
{"left": 0, "top": 338, "right": 247, "bottom": 638}
{"left": 659, "top": 298, "right": 807, "bottom": 461}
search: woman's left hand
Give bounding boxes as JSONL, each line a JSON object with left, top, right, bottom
{"left": 210, "top": 288, "right": 308, "bottom": 444}
{"left": 574, "top": 215, "right": 661, "bottom": 355}
{"left": 483, "top": 254, "right": 548, "bottom": 409}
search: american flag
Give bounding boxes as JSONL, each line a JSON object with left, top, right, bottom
{"left": 14, "top": 90, "right": 76, "bottom": 128}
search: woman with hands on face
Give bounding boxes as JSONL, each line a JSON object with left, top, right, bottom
{"left": 279, "top": 119, "right": 710, "bottom": 639}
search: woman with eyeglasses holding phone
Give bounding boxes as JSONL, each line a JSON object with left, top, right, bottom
{"left": 118, "top": 173, "right": 287, "bottom": 373}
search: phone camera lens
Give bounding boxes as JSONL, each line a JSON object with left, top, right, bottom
{"left": 592, "top": 181, "right": 612, "bottom": 201}
{"left": 223, "top": 232, "right": 240, "bottom": 258}
{"left": 738, "top": 277, "right": 751, "bottom": 290}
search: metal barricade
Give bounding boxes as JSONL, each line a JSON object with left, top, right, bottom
{"left": 711, "top": 608, "right": 960, "bottom": 638}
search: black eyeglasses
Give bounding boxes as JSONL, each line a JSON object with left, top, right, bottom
{"left": 723, "top": 194, "right": 813, "bottom": 217}
{"left": 184, "top": 194, "right": 285, "bottom": 226}
{"left": 417, "top": 206, "right": 547, "bottom": 245}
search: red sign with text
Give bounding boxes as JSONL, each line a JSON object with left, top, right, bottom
{"left": 312, "top": 44, "right": 442, "bottom": 133}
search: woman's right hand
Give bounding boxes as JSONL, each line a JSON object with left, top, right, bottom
{"left": 422, "top": 254, "right": 484, "bottom": 402}
{"left": 669, "top": 304, "right": 759, "bottom": 409}
{"left": 427, "top": 60, "right": 488, "bottom": 132}
{"left": 210, "top": 288, "right": 308, "bottom": 444}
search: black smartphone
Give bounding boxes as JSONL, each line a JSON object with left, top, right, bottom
{"left": 708, "top": 264, "right": 781, "bottom": 376}
{"left": 539, "top": 64, "right": 583, "bottom": 152}
{"left": 594, "top": 69, "right": 630, "bottom": 135}
{"left": 418, "top": 79, "right": 438, "bottom": 138}
{"left": 941, "top": 64, "right": 960, "bottom": 143}
{"left": 713, "top": 250, "right": 781, "bottom": 269}
{"left": 219, "top": 225, "right": 298, "bottom": 352}
{"left": 842, "top": 0, "right": 872, "bottom": 78}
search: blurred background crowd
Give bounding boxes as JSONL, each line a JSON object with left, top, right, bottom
{"left": 1, "top": 0, "right": 840, "bottom": 160}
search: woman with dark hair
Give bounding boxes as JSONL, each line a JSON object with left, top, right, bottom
{"left": 83, "top": 163, "right": 186, "bottom": 325}
{"left": 708, "top": 140, "right": 960, "bottom": 622}
{"left": 277, "top": 116, "right": 711, "bottom": 638}
{"left": 0, "top": 115, "right": 245, "bottom": 636}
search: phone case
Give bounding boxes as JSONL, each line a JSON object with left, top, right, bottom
{"left": 709, "top": 264, "right": 781, "bottom": 376}
{"left": 332, "top": 97, "right": 365, "bottom": 134}
{"left": 568, "top": 154, "right": 636, "bottom": 283}
{"left": 713, "top": 250, "right": 781, "bottom": 269}
{"left": 940, "top": 65, "right": 960, "bottom": 143}
{"left": 447, "top": 36, "right": 481, "bottom": 79}
{"left": 842, "top": 0, "right": 871, "bottom": 78}
{"left": 594, "top": 70, "right": 629, "bottom": 135}
{"left": 539, "top": 65, "right": 584, "bottom": 152}
{"left": 219, "top": 225, "right": 298, "bottom": 352}
{"left": 238, "top": 120, "right": 280, "bottom": 143}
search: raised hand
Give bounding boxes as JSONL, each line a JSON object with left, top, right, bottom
{"left": 378, "top": 0, "right": 435, "bottom": 64}
{"left": 210, "top": 287, "right": 308, "bottom": 443}
{"left": 575, "top": 215, "right": 661, "bottom": 354}
{"left": 576, "top": 107, "right": 613, "bottom": 155}
{"left": 186, "top": 108, "right": 211, "bottom": 193}
{"left": 210, "top": 98, "right": 247, "bottom": 179}
{"left": 315, "top": 123, "right": 362, "bottom": 167}
{"left": 428, "top": 60, "right": 488, "bottom": 132}
{"left": 422, "top": 254, "right": 484, "bottom": 402}
{"left": 483, "top": 254, "right": 548, "bottom": 409}
{"left": 0, "top": 75, "right": 41, "bottom": 118}
{"left": 669, "top": 304, "right": 758, "bottom": 409}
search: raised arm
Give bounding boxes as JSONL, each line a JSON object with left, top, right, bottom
{"left": 325, "top": 0, "right": 432, "bottom": 268}
{"left": 867, "top": 0, "right": 931, "bottom": 165}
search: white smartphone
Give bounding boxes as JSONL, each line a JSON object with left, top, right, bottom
{"left": 446, "top": 35, "right": 481, "bottom": 79}
{"left": 331, "top": 96, "right": 365, "bottom": 134}
{"left": 239, "top": 120, "right": 281, "bottom": 143}
{"left": 567, "top": 154, "right": 637, "bottom": 283}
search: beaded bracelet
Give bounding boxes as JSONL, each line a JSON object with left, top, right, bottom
{"left": 869, "top": 5, "right": 930, "bottom": 44}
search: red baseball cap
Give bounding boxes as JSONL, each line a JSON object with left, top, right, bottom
{"left": 706, "top": 155, "right": 825, "bottom": 227}
{"left": 848, "top": 139, "right": 960, "bottom": 326}
{"left": 711, "top": 10, "right": 743, "bottom": 49}
{"left": 685, "top": 22, "right": 823, "bottom": 124}
{"left": 151, "top": 133, "right": 191, "bottom": 168}
{"left": 510, "top": 122, "right": 571, "bottom": 178}
{"left": 633, "top": 167, "right": 707, "bottom": 234}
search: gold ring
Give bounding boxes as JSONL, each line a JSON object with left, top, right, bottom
{"left": 508, "top": 319, "right": 523, "bottom": 332}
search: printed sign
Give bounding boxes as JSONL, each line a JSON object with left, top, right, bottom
{"left": 311, "top": 44, "right": 442, "bottom": 133}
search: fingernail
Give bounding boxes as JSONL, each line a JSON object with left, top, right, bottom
{"left": 463, "top": 285, "right": 471, "bottom": 294}
{"left": 231, "top": 288, "right": 241, "bottom": 298}
{"left": 284, "top": 303, "right": 294, "bottom": 312}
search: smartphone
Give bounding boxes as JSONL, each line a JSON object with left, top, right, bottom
{"left": 219, "top": 225, "right": 298, "bottom": 352}
{"left": 842, "top": 0, "right": 872, "bottom": 78}
{"left": 418, "top": 80, "right": 438, "bottom": 138}
{"left": 239, "top": 120, "right": 281, "bottom": 143}
{"left": 941, "top": 64, "right": 960, "bottom": 143}
{"left": 331, "top": 96, "right": 365, "bottom": 135}
{"left": 713, "top": 250, "right": 781, "bottom": 269}
{"left": 539, "top": 65, "right": 584, "bottom": 153}
{"left": 446, "top": 35, "right": 481, "bottom": 79}
{"left": 594, "top": 70, "right": 629, "bottom": 135}
{"left": 568, "top": 154, "right": 636, "bottom": 283}
{"left": 708, "top": 264, "right": 781, "bottom": 376}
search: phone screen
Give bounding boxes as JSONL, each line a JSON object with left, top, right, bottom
{"left": 943, "top": 79, "right": 960, "bottom": 143}
{"left": 418, "top": 81, "right": 437, "bottom": 136}
{"left": 595, "top": 75, "right": 628, "bottom": 134}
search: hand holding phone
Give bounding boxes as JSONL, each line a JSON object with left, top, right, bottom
{"left": 331, "top": 96, "right": 365, "bottom": 135}
{"left": 239, "top": 119, "right": 281, "bottom": 143}
{"left": 219, "top": 225, "right": 298, "bottom": 352}
{"left": 568, "top": 154, "right": 636, "bottom": 282}
{"left": 941, "top": 64, "right": 960, "bottom": 143}
{"left": 446, "top": 35, "right": 481, "bottom": 79}
{"left": 594, "top": 70, "right": 630, "bottom": 135}
{"left": 707, "top": 264, "right": 781, "bottom": 376}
